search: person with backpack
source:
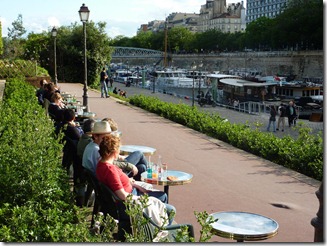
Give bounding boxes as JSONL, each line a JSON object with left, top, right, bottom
{"left": 100, "top": 67, "right": 109, "bottom": 98}
{"left": 266, "top": 105, "right": 277, "bottom": 132}
{"left": 276, "top": 103, "right": 286, "bottom": 132}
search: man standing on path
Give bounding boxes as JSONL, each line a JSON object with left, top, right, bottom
{"left": 286, "top": 100, "right": 297, "bottom": 127}
{"left": 100, "top": 67, "right": 109, "bottom": 98}
{"left": 276, "top": 103, "right": 286, "bottom": 132}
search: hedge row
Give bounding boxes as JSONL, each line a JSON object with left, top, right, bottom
{"left": 0, "top": 79, "right": 112, "bottom": 242}
{"left": 129, "top": 95, "right": 323, "bottom": 181}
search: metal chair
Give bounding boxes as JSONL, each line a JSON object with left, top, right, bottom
{"left": 98, "top": 182, "right": 194, "bottom": 242}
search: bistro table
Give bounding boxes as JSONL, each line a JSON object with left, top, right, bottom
{"left": 141, "top": 170, "right": 193, "bottom": 203}
{"left": 75, "top": 112, "right": 96, "bottom": 126}
{"left": 120, "top": 145, "right": 156, "bottom": 157}
{"left": 208, "top": 211, "right": 279, "bottom": 242}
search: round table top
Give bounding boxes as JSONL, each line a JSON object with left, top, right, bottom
{"left": 120, "top": 145, "right": 156, "bottom": 156}
{"left": 209, "top": 211, "right": 279, "bottom": 241}
{"left": 141, "top": 170, "right": 193, "bottom": 186}
{"left": 75, "top": 112, "right": 96, "bottom": 118}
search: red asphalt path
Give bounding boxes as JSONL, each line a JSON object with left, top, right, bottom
{"left": 60, "top": 83, "right": 321, "bottom": 243}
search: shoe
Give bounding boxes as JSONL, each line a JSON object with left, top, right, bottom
{"left": 106, "top": 95, "right": 110, "bottom": 98}
{"left": 282, "top": 129, "right": 284, "bottom": 132}
{"left": 276, "top": 128, "right": 279, "bottom": 131}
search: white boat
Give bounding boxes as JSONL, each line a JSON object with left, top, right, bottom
{"left": 154, "top": 69, "right": 211, "bottom": 98}
{"left": 114, "top": 69, "right": 132, "bottom": 83}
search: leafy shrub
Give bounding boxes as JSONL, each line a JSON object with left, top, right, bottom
{"left": 129, "top": 95, "right": 323, "bottom": 181}
{"left": 0, "top": 78, "right": 113, "bottom": 242}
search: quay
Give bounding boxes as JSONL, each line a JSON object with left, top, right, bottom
{"left": 112, "top": 82, "right": 323, "bottom": 138}
{"left": 60, "top": 82, "right": 321, "bottom": 242}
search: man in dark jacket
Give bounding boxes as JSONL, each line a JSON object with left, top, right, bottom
{"left": 286, "top": 100, "right": 297, "bottom": 127}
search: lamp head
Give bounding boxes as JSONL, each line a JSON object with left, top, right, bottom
{"left": 51, "top": 27, "right": 57, "bottom": 37}
{"left": 79, "top": 3, "right": 90, "bottom": 22}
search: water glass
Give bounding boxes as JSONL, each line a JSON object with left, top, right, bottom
{"left": 162, "top": 163, "right": 168, "bottom": 180}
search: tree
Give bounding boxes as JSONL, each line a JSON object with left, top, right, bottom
{"left": 50, "top": 21, "right": 113, "bottom": 85}
{"left": 7, "top": 14, "right": 26, "bottom": 40}
{"left": 4, "top": 14, "right": 27, "bottom": 59}
{"left": 0, "top": 21, "right": 3, "bottom": 56}
{"left": 167, "top": 27, "right": 193, "bottom": 53}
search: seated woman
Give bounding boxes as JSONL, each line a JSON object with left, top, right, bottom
{"left": 96, "top": 134, "right": 176, "bottom": 225}
{"left": 48, "top": 92, "right": 66, "bottom": 127}
{"left": 102, "top": 117, "right": 147, "bottom": 181}
{"left": 59, "top": 108, "right": 83, "bottom": 174}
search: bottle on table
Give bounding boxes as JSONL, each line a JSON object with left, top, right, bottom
{"left": 152, "top": 161, "right": 158, "bottom": 179}
{"left": 147, "top": 161, "right": 152, "bottom": 179}
{"left": 157, "top": 155, "right": 163, "bottom": 180}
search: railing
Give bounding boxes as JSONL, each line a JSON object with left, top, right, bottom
{"left": 0, "top": 59, "right": 38, "bottom": 79}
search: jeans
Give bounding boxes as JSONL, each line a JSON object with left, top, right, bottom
{"left": 100, "top": 81, "right": 108, "bottom": 97}
{"left": 125, "top": 151, "right": 148, "bottom": 181}
{"left": 267, "top": 120, "right": 276, "bottom": 132}
{"left": 132, "top": 188, "right": 176, "bottom": 225}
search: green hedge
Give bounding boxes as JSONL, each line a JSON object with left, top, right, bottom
{"left": 0, "top": 79, "right": 110, "bottom": 242}
{"left": 129, "top": 95, "right": 323, "bottom": 181}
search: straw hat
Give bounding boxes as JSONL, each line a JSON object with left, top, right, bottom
{"left": 87, "top": 121, "right": 112, "bottom": 134}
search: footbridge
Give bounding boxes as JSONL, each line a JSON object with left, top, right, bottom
{"left": 111, "top": 46, "right": 164, "bottom": 59}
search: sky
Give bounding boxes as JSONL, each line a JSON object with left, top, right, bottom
{"left": 0, "top": 0, "right": 238, "bottom": 38}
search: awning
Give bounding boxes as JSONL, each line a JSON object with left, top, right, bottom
{"left": 207, "top": 74, "right": 241, "bottom": 79}
{"left": 219, "top": 78, "right": 278, "bottom": 87}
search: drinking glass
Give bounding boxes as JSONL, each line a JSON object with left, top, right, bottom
{"left": 162, "top": 163, "right": 168, "bottom": 180}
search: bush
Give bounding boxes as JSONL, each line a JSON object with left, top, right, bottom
{"left": 129, "top": 95, "right": 323, "bottom": 181}
{"left": 0, "top": 78, "right": 113, "bottom": 242}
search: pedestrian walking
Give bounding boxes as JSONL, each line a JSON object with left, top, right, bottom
{"left": 100, "top": 67, "right": 109, "bottom": 98}
{"left": 267, "top": 105, "right": 277, "bottom": 132}
{"left": 276, "top": 103, "right": 286, "bottom": 131}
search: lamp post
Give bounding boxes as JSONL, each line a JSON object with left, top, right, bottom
{"left": 191, "top": 62, "right": 196, "bottom": 107}
{"left": 51, "top": 27, "right": 58, "bottom": 85}
{"left": 79, "top": 3, "right": 90, "bottom": 112}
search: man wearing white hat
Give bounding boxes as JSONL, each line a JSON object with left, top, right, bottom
{"left": 82, "top": 121, "right": 138, "bottom": 176}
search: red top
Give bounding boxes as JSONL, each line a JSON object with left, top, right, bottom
{"left": 96, "top": 161, "right": 133, "bottom": 193}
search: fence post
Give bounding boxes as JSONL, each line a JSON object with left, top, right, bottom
{"left": 311, "top": 182, "right": 323, "bottom": 242}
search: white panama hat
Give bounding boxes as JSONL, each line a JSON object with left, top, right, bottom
{"left": 87, "top": 121, "right": 112, "bottom": 134}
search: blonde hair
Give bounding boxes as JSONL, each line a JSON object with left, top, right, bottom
{"left": 51, "top": 92, "right": 62, "bottom": 102}
{"left": 102, "top": 117, "right": 118, "bottom": 131}
{"left": 99, "top": 134, "right": 120, "bottom": 159}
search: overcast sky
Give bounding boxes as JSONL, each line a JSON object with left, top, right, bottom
{"left": 0, "top": 0, "right": 239, "bottom": 38}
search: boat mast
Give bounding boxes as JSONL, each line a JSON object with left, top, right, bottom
{"left": 164, "top": 19, "right": 168, "bottom": 68}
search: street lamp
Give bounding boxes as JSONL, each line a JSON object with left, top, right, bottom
{"left": 79, "top": 3, "right": 90, "bottom": 112}
{"left": 51, "top": 27, "right": 58, "bottom": 85}
{"left": 198, "top": 60, "right": 203, "bottom": 95}
{"left": 191, "top": 61, "right": 197, "bottom": 107}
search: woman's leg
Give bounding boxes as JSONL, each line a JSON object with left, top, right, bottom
{"left": 144, "top": 190, "right": 168, "bottom": 204}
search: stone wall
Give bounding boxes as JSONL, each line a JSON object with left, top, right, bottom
{"left": 112, "top": 50, "right": 324, "bottom": 81}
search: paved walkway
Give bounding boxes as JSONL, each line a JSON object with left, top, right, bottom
{"left": 60, "top": 82, "right": 321, "bottom": 243}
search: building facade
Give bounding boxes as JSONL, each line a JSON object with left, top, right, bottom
{"left": 246, "top": 0, "right": 287, "bottom": 24}
{"left": 198, "top": 0, "right": 246, "bottom": 33}
{"left": 139, "top": 0, "right": 293, "bottom": 35}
